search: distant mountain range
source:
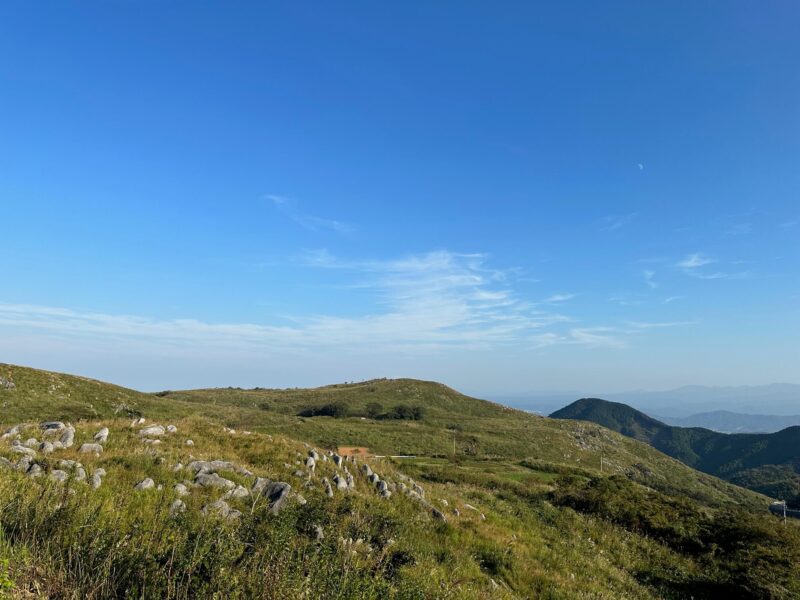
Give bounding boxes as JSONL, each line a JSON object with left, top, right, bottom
{"left": 551, "top": 397, "right": 800, "bottom": 508}
{"left": 504, "top": 383, "right": 800, "bottom": 419}
{"left": 660, "top": 410, "right": 800, "bottom": 433}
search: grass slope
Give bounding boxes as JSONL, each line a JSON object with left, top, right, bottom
{"left": 1, "top": 364, "right": 798, "bottom": 599}
{"left": 551, "top": 397, "right": 800, "bottom": 507}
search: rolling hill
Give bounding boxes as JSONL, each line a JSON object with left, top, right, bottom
{"left": 551, "top": 397, "right": 800, "bottom": 507}
{"left": 2, "top": 363, "right": 799, "bottom": 599}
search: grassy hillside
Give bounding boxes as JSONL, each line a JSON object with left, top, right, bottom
{"left": 551, "top": 397, "right": 800, "bottom": 507}
{"left": 1, "top": 364, "right": 799, "bottom": 599}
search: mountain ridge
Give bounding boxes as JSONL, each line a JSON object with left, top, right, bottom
{"left": 551, "top": 397, "right": 800, "bottom": 507}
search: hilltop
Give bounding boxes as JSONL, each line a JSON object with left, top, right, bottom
{"left": 1, "top": 363, "right": 799, "bottom": 599}
{"left": 552, "top": 397, "right": 800, "bottom": 507}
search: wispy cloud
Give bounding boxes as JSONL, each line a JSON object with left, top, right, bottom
{"left": 543, "top": 293, "right": 575, "bottom": 303}
{"left": 779, "top": 220, "right": 797, "bottom": 228}
{"left": 599, "top": 213, "right": 636, "bottom": 231}
{"left": 568, "top": 327, "right": 626, "bottom": 348}
{"left": 625, "top": 320, "right": 695, "bottom": 329}
{"left": 267, "top": 195, "right": 354, "bottom": 235}
{"left": 676, "top": 253, "right": 715, "bottom": 269}
{"left": 2, "top": 250, "right": 689, "bottom": 358}
{"left": 643, "top": 270, "right": 658, "bottom": 289}
{"left": 662, "top": 295, "right": 684, "bottom": 304}
{"left": 676, "top": 253, "right": 749, "bottom": 280}
{"left": 0, "top": 252, "right": 573, "bottom": 355}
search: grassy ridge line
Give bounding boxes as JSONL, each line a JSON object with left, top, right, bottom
{"left": 0, "top": 363, "right": 768, "bottom": 511}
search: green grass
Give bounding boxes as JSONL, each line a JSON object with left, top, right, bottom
{"left": 1, "top": 363, "right": 798, "bottom": 599}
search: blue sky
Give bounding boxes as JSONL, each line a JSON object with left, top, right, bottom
{"left": 1, "top": 2, "right": 798, "bottom": 395}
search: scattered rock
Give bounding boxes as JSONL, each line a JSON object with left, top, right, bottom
{"left": 135, "top": 478, "right": 155, "bottom": 491}
{"left": 40, "top": 421, "right": 65, "bottom": 432}
{"left": 195, "top": 472, "right": 236, "bottom": 490}
{"left": 174, "top": 483, "right": 190, "bottom": 497}
{"left": 142, "top": 439, "right": 162, "bottom": 445}
{"left": 169, "top": 499, "right": 186, "bottom": 516}
{"left": 26, "top": 463, "right": 43, "bottom": 478}
{"left": 90, "top": 472, "right": 103, "bottom": 489}
{"left": 139, "top": 425, "right": 165, "bottom": 437}
{"left": 305, "top": 456, "right": 316, "bottom": 472}
{"left": 185, "top": 439, "right": 194, "bottom": 446}
{"left": 0, "top": 376, "right": 15, "bottom": 390}
{"left": 431, "top": 508, "right": 447, "bottom": 522}
{"left": 12, "top": 446, "right": 36, "bottom": 456}
{"left": 223, "top": 485, "right": 250, "bottom": 500}
{"left": 94, "top": 427, "right": 109, "bottom": 443}
{"left": 59, "top": 428, "right": 75, "bottom": 448}
{"left": 1, "top": 426, "right": 20, "bottom": 440}
{"left": 203, "top": 499, "right": 240, "bottom": 519}
{"left": 78, "top": 443, "right": 103, "bottom": 454}
{"left": 166, "top": 425, "right": 177, "bottom": 433}
{"left": 262, "top": 482, "right": 293, "bottom": 515}
{"left": 252, "top": 477, "right": 271, "bottom": 495}
{"left": 333, "top": 474, "right": 348, "bottom": 491}
{"left": 314, "top": 525, "right": 324, "bottom": 541}
{"left": 39, "top": 441, "right": 55, "bottom": 454}
{"left": 50, "top": 469, "right": 69, "bottom": 482}
{"left": 24, "top": 438, "right": 39, "bottom": 448}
